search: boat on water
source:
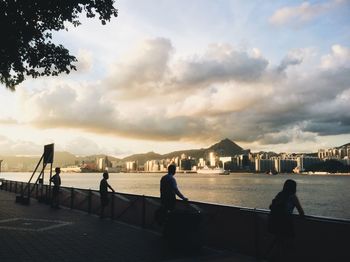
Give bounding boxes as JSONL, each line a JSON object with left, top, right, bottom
{"left": 197, "top": 166, "right": 226, "bottom": 175}
{"left": 60, "top": 166, "right": 82, "bottom": 173}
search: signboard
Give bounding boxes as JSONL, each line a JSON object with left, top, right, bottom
{"left": 43, "top": 144, "right": 54, "bottom": 164}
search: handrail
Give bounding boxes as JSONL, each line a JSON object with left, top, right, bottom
{"left": 2, "top": 179, "right": 350, "bottom": 224}
{"left": 1, "top": 178, "right": 350, "bottom": 261}
{"left": 240, "top": 207, "right": 350, "bottom": 224}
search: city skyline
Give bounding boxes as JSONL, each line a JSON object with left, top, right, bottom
{"left": 0, "top": 0, "right": 350, "bottom": 157}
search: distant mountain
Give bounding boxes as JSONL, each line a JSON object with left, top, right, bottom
{"left": 125, "top": 138, "right": 245, "bottom": 165}
{"left": 77, "top": 154, "right": 121, "bottom": 162}
{"left": 0, "top": 139, "right": 245, "bottom": 171}
{"left": 207, "top": 138, "right": 243, "bottom": 156}
{"left": 122, "top": 152, "right": 163, "bottom": 164}
{"left": 54, "top": 151, "right": 77, "bottom": 166}
{"left": 339, "top": 143, "right": 350, "bottom": 148}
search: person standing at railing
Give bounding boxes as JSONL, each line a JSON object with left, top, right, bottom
{"left": 50, "top": 167, "right": 61, "bottom": 209}
{"left": 160, "top": 164, "right": 188, "bottom": 212}
{"left": 267, "top": 179, "right": 304, "bottom": 261}
{"left": 99, "top": 171, "right": 115, "bottom": 218}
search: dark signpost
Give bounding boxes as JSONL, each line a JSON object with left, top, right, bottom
{"left": 16, "top": 144, "right": 54, "bottom": 205}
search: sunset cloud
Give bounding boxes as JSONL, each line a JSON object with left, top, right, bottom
{"left": 1, "top": 0, "right": 349, "bottom": 155}
{"left": 15, "top": 40, "right": 350, "bottom": 147}
{"left": 269, "top": 0, "right": 346, "bottom": 26}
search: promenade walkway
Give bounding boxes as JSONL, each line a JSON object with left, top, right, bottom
{"left": 0, "top": 190, "right": 255, "bottom": 262}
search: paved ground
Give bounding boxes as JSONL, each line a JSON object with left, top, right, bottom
{"left": 0, "top": 190, "right": 256, "bottom": 262}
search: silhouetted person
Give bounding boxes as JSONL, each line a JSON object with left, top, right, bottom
{"left": 50, "top": 167, "right": 61, "bottom": 209}
{"left": 267, "top": 179, "right": 304, "bottom": 261}
{"left": 160, "top": 164, "right": 188, "bottom": 212}
{"left": 99, "top": 171, "right": 115, "bottom": 218}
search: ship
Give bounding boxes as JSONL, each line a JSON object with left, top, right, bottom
{"left": 60, "top": 166, "right": 82, "bottom": 173}
{"left": 196, "top": 166, "right": 226, "bottom": 175}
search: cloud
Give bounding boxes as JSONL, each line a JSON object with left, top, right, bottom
{"left": 257, "top": 127, "right": 317, "bottom": 145}
{"left": 0, "top": 135, "right": 42, "bottom": 155}
{"left": 269, "top": 0, "right": 346, "bottom": 26}
{"left": 105, "top": 38, "right": 174, "bottom": 98}
{"left": 16, "top": 39, "right": 350, "bottom": 147}
{"left": 75, "top": 49, "right": 93, "bottom": 72}
{"left": 173, "top": 43, "right": 269, "bottom": 86}
{"left": 0, "top": 117, "right": 18, "bottom": 125}
{"left": 61, "top": 137, "right": 128, "bottom": 156}
{"left": 277, "top": 54, "right": 303, "bottom": 73}
{"left": 103, "top": 40, "right": 269, "bottom": 100}
{"left": 321, "top": 45, "right": 350, "bottom": 69}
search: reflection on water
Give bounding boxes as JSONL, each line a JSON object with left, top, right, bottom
{"left": 1, "top": 172, "right": 349, "bottom": 219}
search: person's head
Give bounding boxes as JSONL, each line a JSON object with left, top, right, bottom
{"left": 282, "top": 179, "right": 297, "bottom": 195}
{"left": 55, "top": 167, "right": 61, "bottom": 174}
{"left": 168, "top": 164, "right": 176, "bottom": 175}
{"left": 103, "top": 171, "right": 109, "bottom": 179}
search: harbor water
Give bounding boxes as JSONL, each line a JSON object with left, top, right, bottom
{"left": 1, "top": 172, "right": 349, "bottom": 219}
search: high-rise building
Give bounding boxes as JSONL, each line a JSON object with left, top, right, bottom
{"left": 297, "top": 156, "right": 321, "bottom": 171}
{"left": 274, "top": 158, "right": 297, "bottom": 173}
{"left": 209, "top": 152, "right": 216, "bottom": 167}
{"left": 126, "top": 161, "right": 137, "bottom": 171}
{"left": 255, "top": 159, "right": 274, "bottom": 172}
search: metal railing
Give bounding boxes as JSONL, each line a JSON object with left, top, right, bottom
{"left": 1, "top": 179, "right": 349, "bottom": 261}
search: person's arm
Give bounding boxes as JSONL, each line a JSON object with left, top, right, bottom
{"left": 172, "top": 178, "right": 188, "bottom": 201}
{"left": 107, "top": 183, "right": 115, "bottom": 193}
{"left": 293, "top": 195, "right": 305, "bottom": 216}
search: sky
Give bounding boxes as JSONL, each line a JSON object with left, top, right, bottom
{"left": 1, "top": 0, "right": 350, "bottom": 157}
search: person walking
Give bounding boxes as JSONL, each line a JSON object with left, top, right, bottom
{"left": 267, "top": 179, "right": 304, "bottom": 261}
{"left": 99, "top": 171, "right": 115, "bottom": 218}
{"left": 50, "top": 167, "right": 61, "bottom": 209}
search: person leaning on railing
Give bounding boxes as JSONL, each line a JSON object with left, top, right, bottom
{"left": 160, "top": 164, "right": 188, "bottom": 212}
{"left": 267, "top": 179, "right": 304, "bottom": 261}
{"left": 50, "top": 167, "right": 61, "bottom": 209}
{"left": 155, "top": 164, "right": 188, "bottom": 225}
{"left": 99, "top": 171, "right": 115, "bottom": 218}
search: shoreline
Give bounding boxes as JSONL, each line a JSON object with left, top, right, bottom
{"left": 1, "top": 170, "right": 350, "bottom": 176}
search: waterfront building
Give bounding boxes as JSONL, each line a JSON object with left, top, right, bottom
{"left": 173, "top": 157, "right": 180, "bottom": 167}
{"left": 318, "top": 149, "right": 326, "bottom": 159}
{"left": 209, "top": 152, "right": 216, "bottom": 167}
{"left": 296, "top": 156, "right": 322, "bottom": 172}
{"left": 238, "top": 154, "right": 250, "bottom": 169}
{"left": 97, "top": 157, "right": 105, "bottom": 170}
{"left": 274, "top": 158, "right": 297, "bottom": 173}
{"left": 219, "top": 157, "right": 232, "bottom": 170}
{"left": 180, "top": 158, "right": 196, "bottom": 171}
{"left": 255, "top": 159, "right": 274, "bottom": 173}
{"left": 319, "top": 145, "right": 350, "bottom": 160}
{"left": 340, "top": 158, "right": 350, "bottom": 166}
{"left": 144, "top": 160, "right": 154, "bottom": 172}
{"left": 198, "top": 158, "right": 206, "bottom": 168}
{"left": 126, "top": 161, "right": 137, "bottom": 172}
